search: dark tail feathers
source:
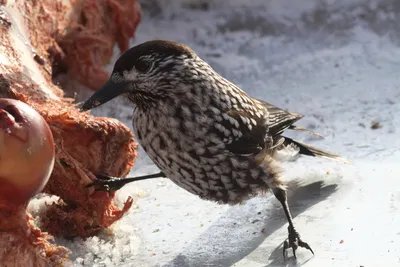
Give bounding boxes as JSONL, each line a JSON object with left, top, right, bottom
{"left": 283, "top": 136, "right": 350, "bottom": 164}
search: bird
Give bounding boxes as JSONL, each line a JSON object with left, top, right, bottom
{"left": 80, "top": 40, "right": 348, "bottom": 259}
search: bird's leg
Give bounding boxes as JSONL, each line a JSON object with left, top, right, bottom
{"left": 272, "top": 187, "right": 314, "bottom": 260}
{"left": 85, "top": 171, "right": 166, "bottom": 192}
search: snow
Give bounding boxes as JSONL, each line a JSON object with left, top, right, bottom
{"left": 30, "top": 0, "right": 400, "bottom": 266}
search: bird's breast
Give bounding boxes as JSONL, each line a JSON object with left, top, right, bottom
{"left": 131, "top": 106, "right": 274, "bottom": 204}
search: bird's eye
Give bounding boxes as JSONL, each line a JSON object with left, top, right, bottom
{"left": 135, "top": 60, "right": 152, "bottom": 73}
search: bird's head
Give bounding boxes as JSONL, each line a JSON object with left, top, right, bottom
{"left": 80, "top": 40, "right": 208, "bottom": 111}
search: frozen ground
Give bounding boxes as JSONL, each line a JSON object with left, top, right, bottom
{"left": 37, "top": 0, "right": 400, "bottom": 266}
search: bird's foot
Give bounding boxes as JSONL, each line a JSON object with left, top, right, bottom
{"left": 283, "top": 226, "right": 314, "bottom": 260}
{"left": 85, "top": 174, "right": 126, "bottom": 192}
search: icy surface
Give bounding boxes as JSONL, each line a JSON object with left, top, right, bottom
{"left": 34, "top": 0, "right": 400, "bottom": 266}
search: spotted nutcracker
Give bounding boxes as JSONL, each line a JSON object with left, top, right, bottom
{"left": 81, "top": 40, "right": 348, "bottom": 259}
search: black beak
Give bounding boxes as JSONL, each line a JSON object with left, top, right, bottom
{"left": 80, "top": 79, "right": 129, "bottom": 111}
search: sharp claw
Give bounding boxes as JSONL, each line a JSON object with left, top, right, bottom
{"left": 299, "top": 240, "right": 314, "bottom": 255}
{"left": 283, "top": 240, "right": 289, "bottom": 260}
{"left": 282, "top": 227, "right": 313, "bottom": 260}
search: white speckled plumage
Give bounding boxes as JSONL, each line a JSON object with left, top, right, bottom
{"left": 82, "top": 40, "right": 348, "bottom": 257}
{"left": 127, "top": 53, "right": 286, "bottom": 204}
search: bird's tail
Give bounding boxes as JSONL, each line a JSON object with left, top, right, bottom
{"left": 282, "top": 136, "right": 350, "bottom": 164}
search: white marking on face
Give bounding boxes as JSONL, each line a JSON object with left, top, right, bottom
{"left": 123, "top": 68, "right": 139, "bottom": 81}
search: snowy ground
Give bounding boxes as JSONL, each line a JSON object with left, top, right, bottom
{"left": 38, "top": 0, "right": 400, "bottom": 266}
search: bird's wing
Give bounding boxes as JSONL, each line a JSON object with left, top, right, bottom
{"left": 217, "top": 100, "right": 307, "bottom": 160}
{"left": 254, "top": 99, "right": 303, "bottom": 136}
{"left": 255, "top": 99, "right": 323, "bottom": 137}
{"left": 215, "top": 99, "right": 348, "bottom": 165}
{"left": 221, "top": 108, "right": 268, "bottom": 156}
